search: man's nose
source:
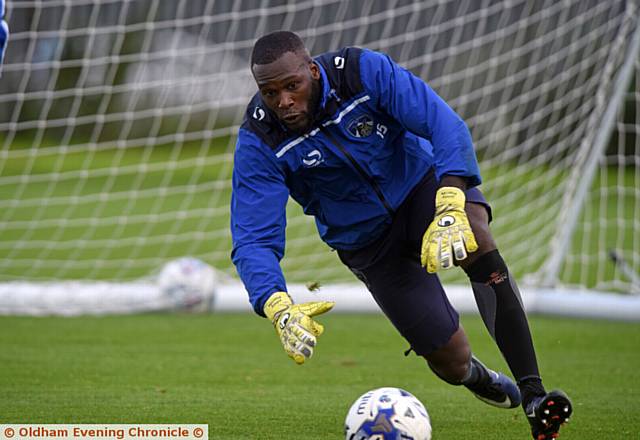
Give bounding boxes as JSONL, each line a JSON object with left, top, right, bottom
{"left": 278, "top": 92, "right": 294, "bottom": 109}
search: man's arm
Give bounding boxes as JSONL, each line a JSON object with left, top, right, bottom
{"left": 231, "top": 129, "right": 334, "bottom": 364}
{"left": 359, "top": 50, "right": 481, "bottom": 271}
{"left": 230, "top": 129, "right": 290, "bottom": 315}
{"left": 440, "top": 175, "right": 468, "bottom": 191}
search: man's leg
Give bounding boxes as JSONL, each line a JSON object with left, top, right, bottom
{"left": 461, "top": 199, "right": 572, "bottom": 438}
{"left": 423, "top": 324, "right": 521, "bottom": 409}
{"left": 458, "top": 202, "right": 543, "bottom": 394}
{"left": 338, "top": 238, "right": 520, "bottom": 409}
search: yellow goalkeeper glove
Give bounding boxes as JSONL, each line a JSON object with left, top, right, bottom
{"left": 263, "top": 291, "right": 334, "bottom": 365}
{"left": 421, "top": 186, "right": 478, "bottom": 273}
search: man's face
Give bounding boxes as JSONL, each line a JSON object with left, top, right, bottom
{"left": 252, "top": 51, "right": 321, "bottom": 133}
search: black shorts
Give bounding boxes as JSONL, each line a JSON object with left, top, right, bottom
{"left": 337, "top": 170, "right": 491, "bottom": 355}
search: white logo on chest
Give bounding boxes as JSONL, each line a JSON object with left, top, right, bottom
{"left": 302, "top": 149, "right": 324, "bottom": 167}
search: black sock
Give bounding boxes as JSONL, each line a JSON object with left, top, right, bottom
{"left": 464, "top": 250, "right": 542, "bottom": 383}
{"left": 461, "top": 356, "right": 491, "bottom": 389}
{"left": 518, "top": 376, "right": 546, "bottom": 408}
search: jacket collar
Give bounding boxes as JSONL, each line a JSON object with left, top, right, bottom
{"left": 312, "top": 61, "right": 343, "bottom": 123}
{"left": 317, "top": 61, "right": 332, "bottom": 111}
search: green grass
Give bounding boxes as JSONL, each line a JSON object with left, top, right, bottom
{"left": 1, "top": 313, "right": 639, "bottom": 439}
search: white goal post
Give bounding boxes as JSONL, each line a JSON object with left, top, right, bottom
{"left": 1, "top": 0, "right": 639, "bottom": 316}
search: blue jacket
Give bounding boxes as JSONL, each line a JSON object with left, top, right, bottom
{"left": 231, "top": 47, "right": 481, "bottom": 315}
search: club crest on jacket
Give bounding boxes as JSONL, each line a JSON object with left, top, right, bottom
{"left": 347, "top": 114, "right": 374, "bottom": 138}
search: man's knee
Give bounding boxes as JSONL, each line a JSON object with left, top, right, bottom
{"left": 427, "top": 356, "right": 471, "bottom": 384}
{"left": 423, "top": 326, "right": 472, "bottom": 384}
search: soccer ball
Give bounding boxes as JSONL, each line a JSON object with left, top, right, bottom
{"left": 157, "top": 257, "right": 217, "bottom": 312}
{"left": 344, "top": 387, "right": 432, "bottom": 440}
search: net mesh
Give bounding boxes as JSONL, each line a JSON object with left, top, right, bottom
{"left": 1, "top": 0, "right": 638, "bottom": 293}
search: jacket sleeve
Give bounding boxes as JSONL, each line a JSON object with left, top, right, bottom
{"left": 230, "top": 129, "right": 289, "bottom": 316}
{"left": 1, "top": 0, "right": 8, "bottom": 70}
{"left": 359, "top": 49, "right": 481, "bottom": 187}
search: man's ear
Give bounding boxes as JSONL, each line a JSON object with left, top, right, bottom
{"left": 310, "top": 62, "right": 320, "bottom": 80}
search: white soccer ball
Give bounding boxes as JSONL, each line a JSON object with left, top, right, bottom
{"left": 157, "top": 257, "right": 217, "bottom": 312}
{"left": 345, "top": 387, "right": 432, "bottom": 440}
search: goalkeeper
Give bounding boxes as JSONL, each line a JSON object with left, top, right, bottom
{"left": 230, "top": 31, "right": 572, "bottom": 440}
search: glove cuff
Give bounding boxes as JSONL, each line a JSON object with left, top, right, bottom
{"left": 435, "top": 186, "right": 466, "bottom": 212}
{"left": 263, "top": 291, "right": 292, "bottom": 322}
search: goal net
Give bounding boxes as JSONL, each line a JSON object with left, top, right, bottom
{"left": 1, "top": 0, "right": 639, "bottom": 307}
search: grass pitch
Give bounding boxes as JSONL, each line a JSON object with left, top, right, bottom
{"left": 1, "top": 313, "right": 638, "bottom": 439}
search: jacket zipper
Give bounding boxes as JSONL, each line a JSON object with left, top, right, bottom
{"left": 319, "top": 126, "right": 394, "bottom": 215}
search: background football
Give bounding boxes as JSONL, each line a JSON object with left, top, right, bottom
{"left": 345, "top": 387, "right": 432, "bottom": 440}
{"left": 157, "top": 257, "right": 217, "bottom": 312}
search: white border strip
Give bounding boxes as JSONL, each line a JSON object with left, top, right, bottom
{"left": 2, "top": 281, "right": 640, "bottom": 320}
{"left": 275, "top": 94, "right": 371, "bottom": 158}
{"left": 275, "top": 128, "right": 319, "bottom": 158}
{"left": 321, "top": 94, "right": 371, "bottom": 127}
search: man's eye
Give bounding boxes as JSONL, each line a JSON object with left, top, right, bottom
{"left": 287, "top": 82, "right": 298, "bottom": 90}
{"left": 262, "top": 90, "right": 276, "bottom": 98}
